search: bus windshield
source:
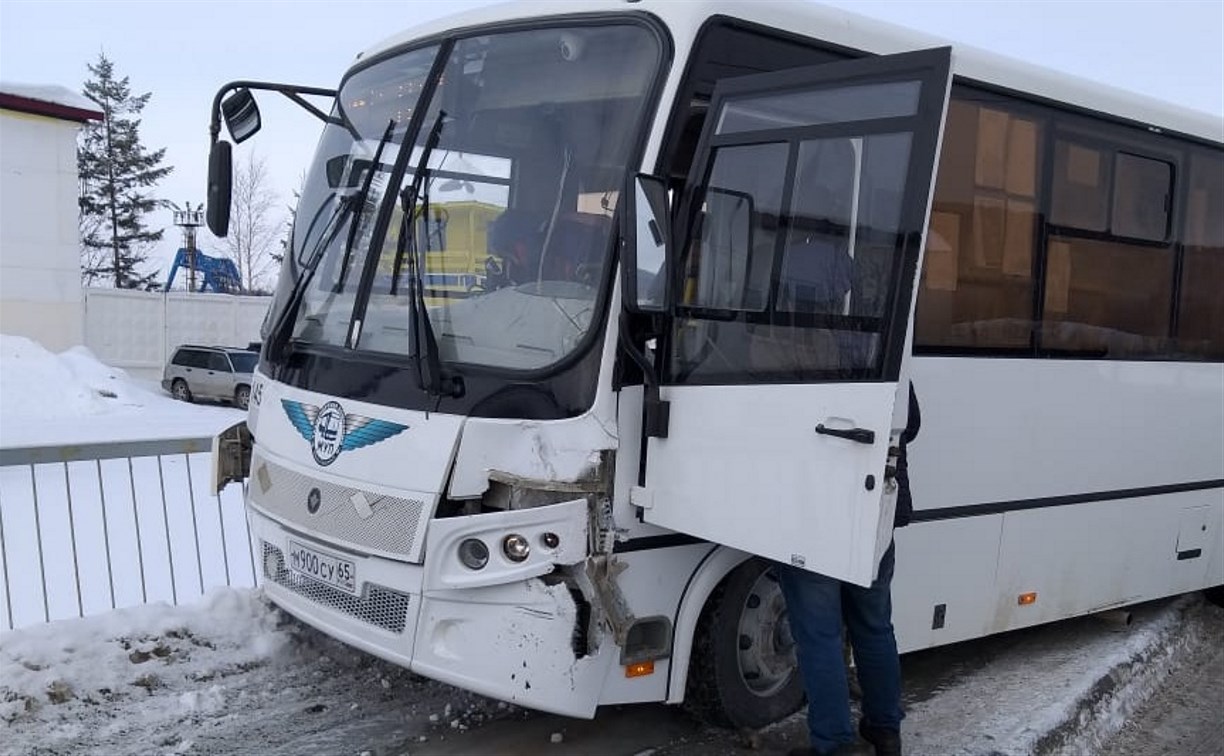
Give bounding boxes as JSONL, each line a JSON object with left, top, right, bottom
{"left": 282, "top": 24, "right": 662, "bottom": 371}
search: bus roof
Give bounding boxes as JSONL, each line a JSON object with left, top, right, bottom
{"left": 356, "top": 0, "right": 1222, "bottom": 145}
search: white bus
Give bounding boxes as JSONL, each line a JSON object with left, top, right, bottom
{"left": 206, "top": 0, "right": 1223, "bottom": 729}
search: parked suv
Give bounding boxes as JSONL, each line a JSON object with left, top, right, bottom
{"left": 162, "top": 345, "right": 258, "bottom": 409}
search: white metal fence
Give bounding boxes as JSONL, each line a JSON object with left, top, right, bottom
{"left": 0, "top": 437, "right": 255, "bottom": 631}
{"left": 83, "top": 289, "right": 270, "bottom": 381}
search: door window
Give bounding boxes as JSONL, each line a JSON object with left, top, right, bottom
{"left": 671, "top": 131, "right": 918, "bottom": 383}
{"left": 716, "top": 80, "right": 920, "bottom": 134}
{"left": 641, "top": 47, "right": 953, "bottom": 587}
{"left": 683, "top": 142, "right": 788, "bottom": 313}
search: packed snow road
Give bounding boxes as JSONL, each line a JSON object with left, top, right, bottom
{"left": 1100, "top": 605, "right": 1224, "bottom": 756}
{"left": 2, "top": 588, "right": 1220, "bottom": 756}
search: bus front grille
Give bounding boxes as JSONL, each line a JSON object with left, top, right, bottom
{"left": 249, "top": 453, "right": 426, "bottom": 560}
{"left": 261, "top": 541, "right": 410, "bottom": 633}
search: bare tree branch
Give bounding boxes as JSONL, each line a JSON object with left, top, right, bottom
{"left": 224, "top": 152, "right": 283, "bottom": 293}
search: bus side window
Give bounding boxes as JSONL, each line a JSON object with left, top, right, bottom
{"left": 913, "top": 94, "right": 1042, "bottom": 352}
{"left": 1175, "top": 150, "right": 1224, "bottom": 359}
{"left": 1042, "top": 139, "right": 1176, "bottom": 359}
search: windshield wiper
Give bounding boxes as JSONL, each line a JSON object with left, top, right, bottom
{"left": 267, "top": 120, "right": 397, "bottom": 363}
{"left": 336, "top": 119, "right": 396, "bottom": 292}
{"left": 395, "top": 109, "right": 464, "bottom": 399}
{"left": 266, "top": 193, "right": 356, "bottom": 362}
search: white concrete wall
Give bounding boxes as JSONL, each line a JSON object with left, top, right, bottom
{"left": 0, "top": 109, "right": 85, "bottom": 351}
{"left": 84, "top": 289, "right": 270, "bottom": 380}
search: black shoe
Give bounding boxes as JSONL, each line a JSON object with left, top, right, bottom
{"left": 858, "top": 719, "right": 902, "bottom": 756}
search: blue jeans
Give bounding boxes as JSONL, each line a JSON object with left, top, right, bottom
{"left": 777, "top": 543, "right": 903, "bottom": 752}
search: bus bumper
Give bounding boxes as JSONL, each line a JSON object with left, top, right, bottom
{"left": 249, "top": 507, "right": 422, "bottom": 668}
{"left": 248, "top": 502, "right": 615, "bottom": 718}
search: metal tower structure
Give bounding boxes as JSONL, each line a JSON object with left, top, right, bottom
{"left": 170, "top": 201, "right": 204, "bottom": 291}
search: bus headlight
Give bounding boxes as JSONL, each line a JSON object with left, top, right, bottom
{"left": 503, "top": 533, "right": 530, "bottom": 562}
{"left": 458, "top": 538, "right": 489, "bottom": 570}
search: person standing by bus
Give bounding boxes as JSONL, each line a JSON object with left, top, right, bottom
{"left": 779, "top": 384, "right": 920, "bottom": 756}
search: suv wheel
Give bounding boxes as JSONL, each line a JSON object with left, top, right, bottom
{"left": 234, "top": 384, "right": 251, "bottom": 410}
{"left": 171, "top": 379, "right": 193, "bottom": 402}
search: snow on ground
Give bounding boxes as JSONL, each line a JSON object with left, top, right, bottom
{"left": 0, "top": 335, "right": 251, "bottom": 630}
{"left": 0, "top": 335, "right": 513, "bottom": 754}
{"left": 1, "top": 588, "right": 1211, "bottom": 756}
{"left": 0, "top": 590, "right": 284, "bottom": 729}
{"left": 0, "top": 587, "right": 514, "bottom": 756}
{"left": 899, "top": 598, "right": 1208, "bottom": 756}
{"left": 0, "top": 334, "right": 241, "bottom": 447}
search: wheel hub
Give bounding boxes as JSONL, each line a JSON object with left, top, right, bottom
{"left": 736, "top": 568, "right": 797, "bottom": 697}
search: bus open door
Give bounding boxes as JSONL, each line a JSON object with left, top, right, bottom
{"left": 624, "top": 48, "right": 953, "bottom": 587}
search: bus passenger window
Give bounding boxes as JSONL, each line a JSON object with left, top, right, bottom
{"left": 1051, "top": 140, "right": 1110, "bottom": 232}
{"left": 1176, "top": 151, "right": 1224, "bottom": 359}
{"left": 914, "top": 96, "right": 1041, "bottom": 351}
{"left": 1041, "top": 235, "right": 1174, "bottom": 358}
{"left": 1112, "top": 153, "right": 1172, "bottom": 242}
{"left": 1043, "top": 142, "right": 1177, "bottom": 358}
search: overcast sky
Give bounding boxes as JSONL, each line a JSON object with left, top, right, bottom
{"left": 2, "top": 0, "right": 1221, "bottom": 278}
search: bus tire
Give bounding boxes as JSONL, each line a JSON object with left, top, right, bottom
{"left": 683, "top": 557, "right": 804, "bottom": 729}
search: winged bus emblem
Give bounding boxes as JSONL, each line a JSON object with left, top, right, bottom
{"left": 282, "top": 399, "right": 409, "bottom": 466}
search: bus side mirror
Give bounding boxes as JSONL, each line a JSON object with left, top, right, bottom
{"left": 221, "top": 87, "right": 262, "bottom": 144}
{"left": 206, "top": 140, "right": 233, "bottom": 237}
{"left": 622, "top": 173, "right": 670, "bottom": 314}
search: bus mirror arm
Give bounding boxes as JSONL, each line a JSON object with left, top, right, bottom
{"left": 619, "top": 312, "right": 670, "bottom": 439}
{"left": 207, "top": 80, "right": 340, "bottom": 147}
{"left": 206, "top": 80, "right": 341, "bottom": 238}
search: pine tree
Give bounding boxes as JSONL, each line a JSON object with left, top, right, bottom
{"left": 78, "top": 53, "right": 173, "bottom": 289}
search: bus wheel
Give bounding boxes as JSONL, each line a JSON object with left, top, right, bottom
{"left": 684, "top": 558, "right": 804, "bottom": 729}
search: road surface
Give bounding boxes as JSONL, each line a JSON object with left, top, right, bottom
{"left": 3, "top": 593, "right": 1220, "bottom": 756}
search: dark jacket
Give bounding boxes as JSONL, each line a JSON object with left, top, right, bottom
{"left": 893, "top": 383, "right": 921, "bottom": 528}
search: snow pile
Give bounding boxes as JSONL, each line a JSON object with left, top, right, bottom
{"left": 0, "top": 334, "right": 160, "bottom": 420}
{"left": 900, "top": 597, "right": 1200, "bottom": 756}
{"left": 0, "top": 334, "right": 241, "bottom": 447}
{"left": 0, "top": 589, "right": 286, "bottom": 726}
{"left": 0, "top": 590, "right": 519, "bottom": 756}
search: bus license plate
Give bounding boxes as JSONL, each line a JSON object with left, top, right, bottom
{"left": 287, "top": 540, "right": 356, "bottom": 594}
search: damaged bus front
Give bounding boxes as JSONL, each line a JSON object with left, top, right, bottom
{"left": 207, "top": 15, "right": 670, "bottom": 718}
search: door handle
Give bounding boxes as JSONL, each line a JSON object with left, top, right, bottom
{"left": 815, "top": 424, "right": 875, "bottom": 444}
